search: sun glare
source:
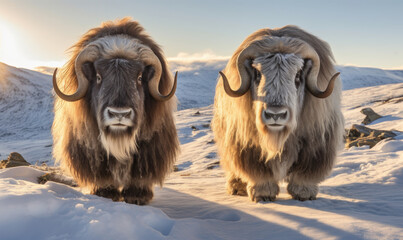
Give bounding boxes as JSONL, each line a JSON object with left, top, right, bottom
{"left": 0, "top": 21, "right": 64, "bottom": 70}
{"left": 0, "top": 21, "right": 22, "bottom": 66}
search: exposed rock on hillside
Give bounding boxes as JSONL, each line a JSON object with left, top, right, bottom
{"left": 361, "top": 108, "right": 382, "bottom": 125}
{"left": 345, "top": 124, "right": 397, "bottom": 148}
{"left": 0, "top": 152, "right": 30, "bottom": 168}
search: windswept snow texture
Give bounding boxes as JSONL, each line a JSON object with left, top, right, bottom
{"left": 1, "top": 61, "right": 403, "bottom": 239}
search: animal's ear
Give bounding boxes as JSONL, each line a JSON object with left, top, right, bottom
{"left": 301, "top": 59, "right": 313, "bottom": 82}
{"left": 81, "top": 62, "right": 96, "bottom": 81}
{"left": 143, "top": 65, "right": 155, "bottom": 83}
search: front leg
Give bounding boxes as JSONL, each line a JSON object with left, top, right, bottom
{"left": 287, "top": 126, "right": 341, "bottom": 201}
{"left": 122, "top": 184, "right": 154, "bottom": 205}
{"left": 247, "top": 181, "right": 279, "bottom": 202}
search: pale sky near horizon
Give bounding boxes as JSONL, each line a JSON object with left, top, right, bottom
{"left": 0, "top": 0, "right": 402, "bottom": 69}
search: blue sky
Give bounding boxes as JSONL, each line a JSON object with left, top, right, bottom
{"left": 0, "top": 0, "right": 402, "bottom": 69}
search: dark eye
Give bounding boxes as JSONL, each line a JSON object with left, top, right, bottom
{"left": 295, "top": 70, "right": 301, "bottom": 88}
{"left": 137, "top": 75, "right": 142, "bottom": 85}
{"left": 96, "top": 73, "right": 102, "bottom": 84}
{"left": 254, "top": 68, "right": 262, "bottom": 83}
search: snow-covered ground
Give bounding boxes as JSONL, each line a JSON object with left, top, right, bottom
{"left": 1, "top": 60, "right": 403, "bottom": 239}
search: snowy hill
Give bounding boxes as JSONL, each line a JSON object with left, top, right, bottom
{"left": 0, "top": 62, "right": 53, "bottom": 163}
{"left": 337, "top": 65, "right": 403, "bottom": 90}
{"left": 1, "top": 61, "right": 403, "bottom": 239}
{"left": 0, "top": 62, "right": 53, "bottom": 140}
{"left": 170, "top": 60, "right": 227, "bottom": 110}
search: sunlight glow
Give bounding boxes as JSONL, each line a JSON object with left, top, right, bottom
{"left": 167, "top": 50, "right": 229, "bottom": 63}
{"left": 0, "top": 21, "right": 22, "bottom": 66}
{"left": 0, "top": 21, "right": 63, "bottom": 70}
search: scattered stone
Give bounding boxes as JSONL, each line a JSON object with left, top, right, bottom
{"left": 361, "top": 108, "right": 382, "bottom": 125}
{"left": 37, "top": 173, "right": 52, "bottom": 184}
{"left": 0, "top": 152, "right": 30, "bottom": 169}
{"left": 173, "top": 165, "right": 179, "bottom": 172}
{"left": 345, "top": 124, "right": 397, "bottom": 148}
{"left": 191, "top": 126, "right": 198, "bottom": 131}
{"left": 207, "top": 139, "right": 215, "bottom": 144}
{"left": 194, "top": 111, "right": 200, "bottom": 115}
{"left": 37, "top": 172, "right": 78, "bottom": 187}
{"left": 202, "top": 123, "right": 210, "bottom": 128}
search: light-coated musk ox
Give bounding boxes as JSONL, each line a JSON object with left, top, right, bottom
{"left": 52, "top": 18, "right": 179, "bottom": 205}
{"left": 212, "top": 26, "right": 344, "bottom": 202}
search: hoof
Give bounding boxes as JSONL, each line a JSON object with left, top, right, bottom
{"left": 252, "top": 195, "right": 277, "bottom": 203}
{"left": 122, "top": 186, "right": 153, "bottom": 205}
{"left": 92, "top": 186, "right": 122, "bottom": 201}
{"left": 247, "top": 182, "right": 279, "bottom": 203}
{"left": 287, "top": 183, "right": 318, "bottom": 201}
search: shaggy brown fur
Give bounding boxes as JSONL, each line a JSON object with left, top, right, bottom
{"left": 52, "top": 18, "right": 179, "bottom": 205}
{"left": 212, "top": 26, "right": 344, "bottom": 202}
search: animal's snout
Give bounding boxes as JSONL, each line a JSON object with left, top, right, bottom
{"left": 261, "top": 106, "right": 290, "bottom": 128}
{"left": 263, "top": 111, "right": 287, "bottom": 121}
{"left": 106, "top": 107, "right": 133, "bottom": 120}
{"left": 103, "top": 107, "right": 135, "bottom": 130}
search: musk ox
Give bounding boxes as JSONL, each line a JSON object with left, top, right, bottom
{"left": 212, "top": 26, "right": 344, "bottom": 202}
{"left": 52, "top": 18, "right": 179, "bottom": 205}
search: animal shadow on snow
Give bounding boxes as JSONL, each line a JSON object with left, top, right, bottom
{"left": 152, "top": 187, "right": 358, "bottom": 239}
{"left": 275, "top": 177, "right": 403, "bottom": 229}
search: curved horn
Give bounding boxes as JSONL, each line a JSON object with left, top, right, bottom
{"left": 224, "top": 36, "right": 337, "bottom": 99}
{"left": 306, "top": 72, "right": 339, "bottom": 98}
{"left": 286, "top": 38, "right": 337, "bottom": 98}
{"left": 142, "top": 49, "right": 176, "bottom": 101}
{"left": 222, "top": 37, "right": 298, "bottom": 98}
{"left": 53, "top": 45, "right": 99, "bottom": 102}
{"left": 219, "top": 70, "right": 248, "bottom": 97}
{"left": 220, "top": 45, "right": 262, "bottom": 97}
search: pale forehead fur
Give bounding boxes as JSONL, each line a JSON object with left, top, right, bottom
{"left": 89, "top": 34, "right": 151, "bottom": 60}
{"left": 253, "top": 53, "right": 304, "bottom": 75}
{"left": 249, "top": 53, "right": 304, "bottom": 155}
{"left": 253, "top": 53, "right": 304, "bottom": 107}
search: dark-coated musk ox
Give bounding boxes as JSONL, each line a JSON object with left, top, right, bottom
{"left": 212, "top": 26, "right": 344, "bottom": 202}
{"left": 52, "top": 18, "right": 179, "bottom": 205}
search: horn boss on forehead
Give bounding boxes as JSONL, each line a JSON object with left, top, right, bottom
{"left": 220, "top": 36, "right": 339, "bottom": 98}
{"left": 53, "top": 39, "right": 177, "bottom": 102}
{"left": 52, "top": 18, "right": 179, "bottom": 205}
{"left": 212, "top": 26, "right": 344, "bottom": 203}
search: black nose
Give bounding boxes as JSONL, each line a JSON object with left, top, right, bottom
{"left": 261, "top": 106, "right": 290, "bottom": 125}
{"left": 263, "top": 111, "right": 288, "bottom": 121}
{"left": 106, "top": 107, "right": 132, "bottom": 120}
